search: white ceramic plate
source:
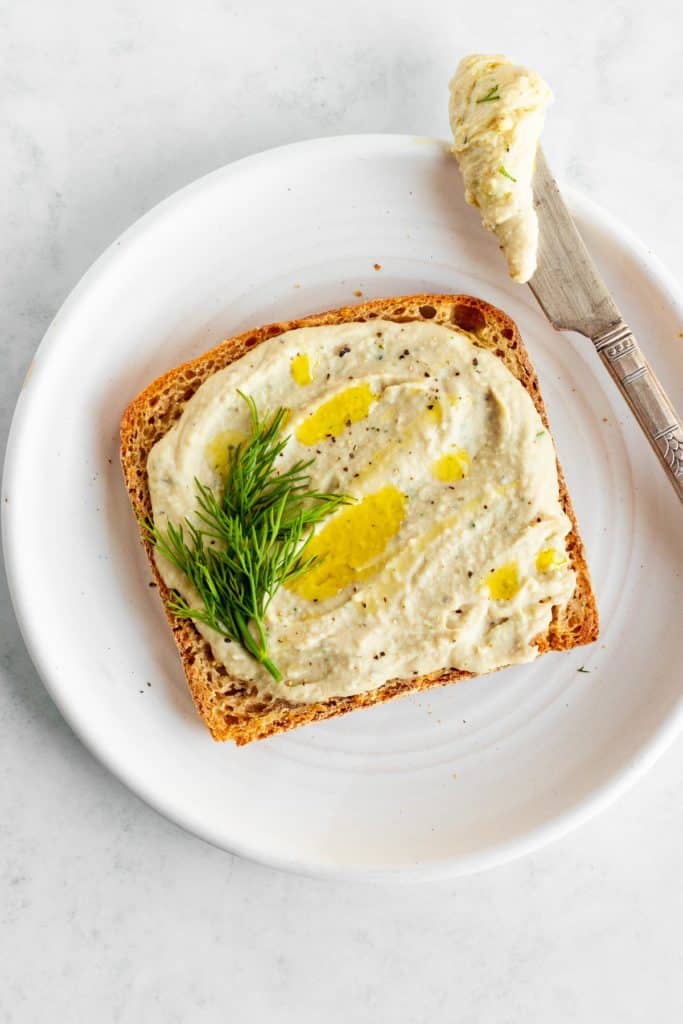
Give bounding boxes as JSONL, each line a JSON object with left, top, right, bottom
{"left": 4, "top": 135, "right": 683, "bottom": 880}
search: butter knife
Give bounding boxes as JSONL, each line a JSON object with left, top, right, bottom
{"left": 529, "top": 149, "right": 683, "bottom": 504}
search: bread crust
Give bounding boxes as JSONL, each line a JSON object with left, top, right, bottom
{"left": 120, "top": 294, "right": 598, "bottom": 744}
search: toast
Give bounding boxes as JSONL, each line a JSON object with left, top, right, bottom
{"left": 120, "top": 294, "right": 598, "bottom": 743}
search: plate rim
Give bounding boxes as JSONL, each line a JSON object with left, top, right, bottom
{"left": 4, "top": 132, "right": 683, "bottom": 881}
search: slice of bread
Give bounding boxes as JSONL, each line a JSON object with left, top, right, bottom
{"left": 120, "top": 294, "right": 598, "bottom": 744}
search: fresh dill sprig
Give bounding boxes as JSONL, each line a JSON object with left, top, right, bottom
{"left": 147, "top": 391, "right": 350, "bottom": 682}
{"left": 498, "top": 164, "right": 517, "bottom": 183}
{"left": 476, "top": 83, "right": 501, "bottom": 103}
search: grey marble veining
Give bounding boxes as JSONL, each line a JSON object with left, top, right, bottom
{"left": 2, "top": 1, "right": 683, "bottom": 1021}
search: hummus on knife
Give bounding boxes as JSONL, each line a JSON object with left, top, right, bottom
{"left": 148, "top": 320, "right": 575, "bottom": 704}
{"left": 449, "top": 54, "right": 553, "bottom": 283}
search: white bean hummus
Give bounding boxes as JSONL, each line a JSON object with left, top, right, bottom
{"left": 148, "top": 320, "right": 575, "bottom": 704}
{"left": 449, "top": 54, "right": 553, "bottom": 283}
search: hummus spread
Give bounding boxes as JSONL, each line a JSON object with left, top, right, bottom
{"left": 449, "top": 54, "right": 552, "bottom": 283}
{"left": 148, "top": 320, "right": 575, "bottom": 704}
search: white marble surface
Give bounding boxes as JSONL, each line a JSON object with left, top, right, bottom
{"left": 2, "top": 1, "right": 683, "bottom": 1020}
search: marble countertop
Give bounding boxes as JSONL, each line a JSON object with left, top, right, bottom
{"left": 2, "top": 1, "right": 682, "bottom": 1020}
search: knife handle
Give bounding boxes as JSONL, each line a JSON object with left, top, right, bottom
{"left": 593, "top": 322, "right": 683, "bottom": 504}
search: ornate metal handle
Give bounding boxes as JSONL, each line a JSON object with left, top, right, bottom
{"left": 594, "top": 322, "right": 683, "bottom": 504}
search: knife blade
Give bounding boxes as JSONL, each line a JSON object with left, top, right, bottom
{"left": 529, "top": 149, "right": 683, "bottom": 504}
